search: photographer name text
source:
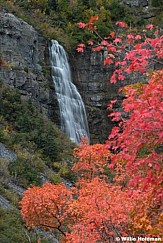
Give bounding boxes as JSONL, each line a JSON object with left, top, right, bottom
{"left": 115, "top": 236, "right": 162, "bottom": 242}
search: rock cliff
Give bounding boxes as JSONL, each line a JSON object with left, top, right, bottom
{"left": 0, "top": 10, "right": 114, "bottom": 143}
{"left": 1, "top": 7, "right": 157, "bottom": 144}
{"left": 0, "top": 11, "right": 60, "bottom": 125}
{"left": 71, "top": 51, "right": 119, "bottom": 143}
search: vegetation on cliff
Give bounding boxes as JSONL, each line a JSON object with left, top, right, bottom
{"left": 0, "top": 82, "right": 75, "bottom": 186}
{"left": 1, "top": 0, "right": 162, "bottom": 51}
{"left": 0, "top": 82, "right": 75, "bottom": 242}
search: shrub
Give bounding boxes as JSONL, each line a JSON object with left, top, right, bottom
{"left": 151, "top": 0, "right": 163, "bottom": 7}
{"left": 0, "top": 159, "right": 10, "bottom": 184}
{"left": 0, "top": 184, "right": 20, "bottom": 207}
{"left": 9, "top": 157, "right": 42, "bottom": 187}
{"left": 0, "top": 84, "right": 74, "bottom": 165}
{"left": 0, "top": 208, "right": 52, "bottom": 243}
{"left": 0, "top": 208, "right": 27, "bottom": 243}
{"left": 0, "top": 79, "right": 75, "bottom": 189}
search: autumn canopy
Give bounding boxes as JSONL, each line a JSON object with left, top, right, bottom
{"left": 20, "top": 17, "right": 163, "bottom": 242}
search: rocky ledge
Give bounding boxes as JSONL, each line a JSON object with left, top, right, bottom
{"left": 0, "top": 11, "right": 60, "bottom": 123}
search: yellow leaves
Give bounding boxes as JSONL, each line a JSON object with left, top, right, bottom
{"left": 135, "top": 216, "right": 150, "bottom": 229}
{"left": 41, "top": 22, "right": 50, "bottom": 30}
{"left": 27, "top": 0, "right": 48, "bottom": 5}
{"left": 3, "top": 125, "right": 10, "bottom": 136}
{"left": 122, "top": 82, "right": 145, "bottom": 95}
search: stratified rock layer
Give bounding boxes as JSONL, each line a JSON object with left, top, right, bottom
{"left": 0, "top": 11, "right": 60, "bottom": 124}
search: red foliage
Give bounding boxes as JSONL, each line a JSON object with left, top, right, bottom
{"left": 66, "top": 178, "right": 137, "bottom": 243}
{"left": 76, "top": 43, "right": 85, "bottom": 52}
{"left": 20, "top": 182, "right": 71, "bottom": 235}
{"left": 72, "top": 143, "right": 110, "bottom": 180}
{"left": 107, "top": 70, "right": 163, "bottom": 235}
{"left": 20, "top": 17, "right": 163, "bottom": 242}
{"left": 116, "top": 21, "right": 128, "bottom": 28}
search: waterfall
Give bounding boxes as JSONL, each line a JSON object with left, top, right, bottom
{"left": 49, "top": 40, "right": 90, "bottom": 144}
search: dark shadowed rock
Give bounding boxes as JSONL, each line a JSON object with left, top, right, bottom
{"left": 0, "top": 11, "right": 60, "bottom": 123}
{"left": 71, "top": 50, "right": 121, "bottom": 143}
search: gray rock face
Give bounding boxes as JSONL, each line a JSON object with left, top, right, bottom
{"left": 122, "top": 0, "right": 148, "bottom": 7}
{"left": 0, "top": 11, "right": 59, "bottom": 123}
{"left": 0, "top": 143, "right": 17, "bottom": 161}
{"left": 0, "top": 10, "right": 154, "bottom": 144}
{"left": 120, "top": 1, "right": 155, "bottom": 20}
{"left": 0, "top": 195, "right": 13, "bottom": 209}
{"left": 71, "top": 47, "right": 152, "bottom": 143}
{"left": 0, "top": 10, "right": 111, "bottom": 143}
{"left": 0, "top": 13, "right": 38, "bottom": 67}
{"left": 71, "top": 51, "right": 121, "bottom": 143}
{"left": 7, "top": 182, "right": 25, "bottom": 196}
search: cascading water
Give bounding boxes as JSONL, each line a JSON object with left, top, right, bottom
{"left": 49, "top": 40, "right": 90, "bottom": 144}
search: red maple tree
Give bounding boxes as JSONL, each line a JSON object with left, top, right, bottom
{"left": 20, "top": 17, "right": 163, "bottom": 242}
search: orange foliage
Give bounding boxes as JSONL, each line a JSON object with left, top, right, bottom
{"left": 66, "top": 178, "right": 137, "bottom": 243}
{"left": 73, "top": 143, "right": 110, "bottom": 180}
{"left": 20, "top": 182, "right": 71, "bottom": 235}
{"left": 20, "top": 18, "right": 163, "bottom": 242}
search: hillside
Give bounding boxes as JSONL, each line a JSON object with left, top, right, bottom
{"left": 1, "top": 0, "right": 163, "bottom": 50}
{"left": 0, "top": 81, "right": 75, "bottom": 242}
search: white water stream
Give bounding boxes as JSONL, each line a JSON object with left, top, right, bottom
{"left": 49, "top": 40, "right": 90, "bottom": 144}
